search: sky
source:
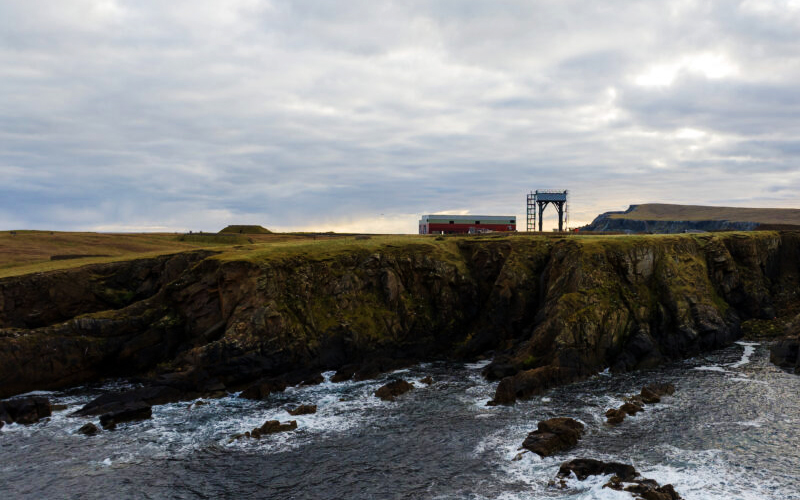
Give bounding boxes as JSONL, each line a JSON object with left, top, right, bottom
{"left": 2, "top": 0, "right": 800, "bottom": 233}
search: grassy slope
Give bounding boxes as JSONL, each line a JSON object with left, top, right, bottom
{"left": 608, "top": 203, "right": 800, "bottom": 224}
{"left": 0, "top": 231, "right": 314, "bottom": 278}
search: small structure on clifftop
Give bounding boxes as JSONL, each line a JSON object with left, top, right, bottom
{"left": 527, "top": 190, "right": 568, "bottom": 232}
{"left": 418, "top": 215, "right": 516, "bottom": 235}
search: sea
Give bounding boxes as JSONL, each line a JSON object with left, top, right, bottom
{"left": 1, "top": 341, "right": 798, "bottom": 499}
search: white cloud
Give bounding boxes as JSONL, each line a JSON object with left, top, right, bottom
{"left": 634, "top": 53, "right": 739, "bottom": 87}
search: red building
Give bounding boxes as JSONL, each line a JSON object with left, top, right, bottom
{"left": 419, "top": 215, "right": 516, "bottom": 234}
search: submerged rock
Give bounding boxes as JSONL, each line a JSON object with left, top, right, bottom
{"left": 0, "top": 396, "right": 51, "bottom": 425}
{"left": 287, "top": 404, "right": 317, "bottom": 416}
{"left": 77, "top": 422, "right": 99, "bottom": 436}
{"left": 99, "top": 403, "right": 152, "bottom": 430}
{"left": 375, "top": 380, "right": 413, "bottom": 401}
{"left": 521, "top": 417, "right": 584, "bottom": 457}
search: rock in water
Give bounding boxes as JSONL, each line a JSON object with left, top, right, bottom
{"left": 287, "top": 404, "right": 317, "bottom": 416}
{"left": 74, "top": 386, "right": 181, "bottom": 416}
{"left": 300, "top": 373, "right": 324, "bottom": 386}
{"left": 560, "top": 458, "right": 682, "bottom": 499}
{"left": 374, "top": 380, "right": 413, "bottom": 401}
{"left": 640, "top": 387, "right": 661, "bottom": 404}
{"left": 605, "top": 408, "right": 628, "bottom": 425}
{"left": 99, "top": 403, "right": 152, "bottom": 429}
{"left": 521, "top": 417, "right": 584, "bottom": 457}
{"left": 242, "top": 420, "right": 298, "bottom": 439}
{"left": 644, "top": 382, "right": 675, "bottom": 396}
{"left": 558, "top": 458, "right": 638, "bottom": 482}
{"left": 239, "top": 379, "right": 287, "bottom": 400}
{"left": 419, "top": 376, "right": 434, "bottom": 385}
{"left": 0, "top": 396, "right": 52, "bottom": 424}
{"left": 77, "top": 422, "right": 99, "bottom": 436}
{"left": 771, "top": 337, "right": 799, "bottom": 373}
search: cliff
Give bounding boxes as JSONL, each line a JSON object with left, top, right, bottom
{"left": 584, "top": 203, "right": 800, "bottom": 233}
{"left": 1, "top": 232, "right": 798, "bottom": 403}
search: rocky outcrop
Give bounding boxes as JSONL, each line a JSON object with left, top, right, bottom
{"left": 98, "top": 403, "right": 152, "bottom": 429}
{"left": 521, "top": 417, "right": 584, "bottom": 456}
{"left": 235, "top": 420, "right": 297, "bottom": 440}
{"left": 77, "top": 422, "right": 99, "bottom": 436}
{"left": 375, "top": 380, "right": 414, "bottom": 401}
{"left": 287, "top": 404, "right": 317, "bottom": 416}
{"left": 0, "top": 396, "right": 51, "bottom": 424}
{"left": 0, "top": 232, "right": 798, "bottom": 407}
{"left": 606, "top": 383, "right": 675, "bottom": 425}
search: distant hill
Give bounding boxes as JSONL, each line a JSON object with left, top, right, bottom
{"left": 586, "top": 204, "right": 800, "bottom": 233}
{"left": 219, "top": 225, "right": 272, "bottom": 234}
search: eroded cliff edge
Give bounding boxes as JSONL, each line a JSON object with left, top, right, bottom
{"left": 1, "top": 232, "right": 798, "bottom": 403}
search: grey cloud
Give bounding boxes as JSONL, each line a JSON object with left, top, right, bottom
{"left": 1, "top": 0, "right": 800, "bottom": 232}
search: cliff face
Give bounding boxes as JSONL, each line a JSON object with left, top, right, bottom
{"left": 1, "top": 233, "right": 797, "bottom": 402}
{"left": 585, "top": 209, "right": 758, "bottom": 233}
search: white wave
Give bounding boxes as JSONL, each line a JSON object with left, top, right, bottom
{"left": 464, "top": 359, "right": 492, "bottom": 370}
{"left": 729, "top": 342, "right": 758, "bottom": 369}
{"left": 735, "top": 420, "right": 763, "bottom": 427}
{"left": 693, "top": 366, "right": 728, "bottom": 373}
{"left": 729, "top": 377, "right": 768, "bottom": 385}
{"left": 649, "top": 445, "right": 798, "bottom": 500}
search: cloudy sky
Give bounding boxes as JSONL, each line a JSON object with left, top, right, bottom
{"left": 2, "top": 0, "right": 800, "bottom": 232}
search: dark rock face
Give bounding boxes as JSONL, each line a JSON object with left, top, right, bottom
{"left": 0, "top": 250, "right": 214, "bottom": 330}
{"left": 771, "top": 338, "right": 799, "bottom": 373}
{"left": 77, "top": 422, "right": 99, "bottom": 436}
{"left": 287, "top": 404, "right": 317, "bottom": 416}
{"left": 99, "top": 403, "right": 152, "bottom": 429}
{"left": 374, "top": 380, "right": 413, "bottom": 401}
{"left": 521, "top": 417, "right": 584, "bottom": 457}
{"left": 0, "top": 396, "right": 51, "bottom": 424}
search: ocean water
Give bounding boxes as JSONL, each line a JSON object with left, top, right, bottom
{"left": 1, "top": 341, "right": 798, "bottom": 499}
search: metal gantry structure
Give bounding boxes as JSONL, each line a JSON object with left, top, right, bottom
{"left": 526, "top": 190, "right": 568, "bottom": 232}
